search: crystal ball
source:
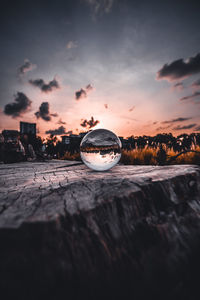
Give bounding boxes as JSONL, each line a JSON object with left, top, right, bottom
{"left": 80, "top": 129, "right": 122, "bottom": 171}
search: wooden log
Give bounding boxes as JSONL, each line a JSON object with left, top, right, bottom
{"left": 0, "top": 161, "right": 200, "bottom": 300}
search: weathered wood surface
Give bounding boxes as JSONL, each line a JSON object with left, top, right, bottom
{"left": 0, "top": 161, "right": 200, "bottom": 300}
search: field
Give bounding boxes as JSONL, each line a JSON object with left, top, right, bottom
{"left": 61, "top": 147, "right": 200, "bottom": 165}
{"left": 120, "top": 147, "right": 200, "bottom": 165}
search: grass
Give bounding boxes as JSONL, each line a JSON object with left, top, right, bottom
{"left": 121, "top": 147, "right": 200, "bottom": 165}
{"left": 121, "top": 148, "right": 157, "bottom": 165}
{"left": 60, "top": 147, "right": 200, "bottom": 165}
{"left": 172, "top": 149, "right": 200, "bottom": 165}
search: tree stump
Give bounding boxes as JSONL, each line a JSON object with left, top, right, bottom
{"left": 0, "top": 161, "right": 200, "bottom": 300}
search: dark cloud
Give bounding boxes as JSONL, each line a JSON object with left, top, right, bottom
{"left": 173, "top": 124, "right": 196, "bottom": 130}
{"left": 75, "top": 84, "right": 93, "bottom": 100}
{"left": 173, "top": 82, "right": 184, "bottom": 90}
{"left": 191, "top": 79, "right": 200, "bottom": 88}
{"left": 162, "top": 117, "right": 192, "bottom": 124}
{"left": 18, "top": 59, "right": 36, "bottom": 75}
{"left": 80, "top": 119, "right": 87, "bottom": 127}
{"left": 35, "top": 102, "right": 57, "bottom": 121}
{"left": 129, "top": 106, "right": 135, "bottom": 112}
{"left": 180, "top": 91, "right": 200, "bottom": 101}
{"left": 4, "top": 92, "right": 32, "bottom": 118}
{"left": 57, "top": 118, "right": 66, "bottom": 125}
{"left": 157, "top": 53, "right": 200, "bottom": 81}
{"left": 80, "top": 116, "right": 99, "bottom": 129}
{"left": 45, "top": 126, "right": 67, "bottom": 135}
{"left": 75, "top": 88, "right": 87, "bottom": 100}
{"left": 29, "top": 78, "right": 60, "bottom": 93}
{"left": 104, "top": 104, "right": 108, "bottom": 109}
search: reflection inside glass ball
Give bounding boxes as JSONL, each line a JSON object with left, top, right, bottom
{"left": 80, "top": 129, "right": 122, "bottom": 171}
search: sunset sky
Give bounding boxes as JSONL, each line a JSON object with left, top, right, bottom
{"left": 0, "top": 0, "right": 200, "bottom": 138}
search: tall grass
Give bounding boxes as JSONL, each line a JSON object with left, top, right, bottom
{"left": 121, "top": 148, "right": 157, "bottom": 165}
{"left": 172, "top": 149, "right": 200, "bottom": 165}
{"left": 121, "top": 147, "right": 200, "bottom": 165}
{"left": 60, "top": 147, "right": 200, "bottom": 165}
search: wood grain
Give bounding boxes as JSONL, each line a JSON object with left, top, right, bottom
{"left": 0, "top": 161, "right": 200, "bottom": 300}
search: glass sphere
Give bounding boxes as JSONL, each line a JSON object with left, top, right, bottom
{"left": 80, "top": 129, "right": 122, "bottom": 171}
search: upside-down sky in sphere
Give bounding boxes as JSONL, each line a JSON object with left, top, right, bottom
{"left": 0, "top": 0, "right": 200, "bottom": 137}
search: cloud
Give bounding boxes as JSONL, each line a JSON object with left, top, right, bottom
{"left": 86, "top": 84, "right": 93, "bottom": 91}
{"left": 129, "top": 106, "right": 135, "bottom": 112}
{"left": 84, "top": 0, "right": 115, "bottom": 19}
{"left": 57, "top": 118, "right": 66, "bottom": 125}
{"left": 195, "top": 125, "right": 200, "bottom": 131}
{"left": 80, "top": 116, "right": 99, "bottom": 129}
{"left": 156, "top": 125, "right": 171, "bottom": 131}
{"left": 172, "top": 82, "right": 184, "bottom": 91}
{"left": 75, "top": 89, "right": 87, "bottom": 100}
{"left": 45, "top": 126, "right": 70, "bottom": 136}
{"left": 75, "top": 84, "right": 93, "bottom": 100}
{"left": 173, "top": 124, "right": 196, "bottom": 130}
{"left": 66, "top": 41, "right": 77, "bottom": 49}
{"left": 35, "top": 102, "right": 58, "bottom": 121}
{"left": 104, "top": 103, "right": 108, "bottom": 109}
{"left": 80, "top": 120, "right": 88, "bottom": 127}
{"left": 29, "top": 78, "right": 60, "bottom": 93}
{"left": 162, "top": 117, "right": 192, "bottom": 124}
{"left": 50, "top": 113, "right": 58, "bottom": 117}
{"left": 4, "top": 92, "right": 32, "bottom": 118}
{"left": 157, "top": 53, "right": 200, "bottom": 81}
{"left": 18, "top": 59, "right": 36, "bottom": 75}
{"left": 191, "top": 79, "right": 200, "bottom": 88}
{"left": 180, "top": 91, "right": 200, "bottom": 102}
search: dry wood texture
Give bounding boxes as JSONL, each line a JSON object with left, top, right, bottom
{"left": 0, "top": 161, "right": 200, "bottom": 300}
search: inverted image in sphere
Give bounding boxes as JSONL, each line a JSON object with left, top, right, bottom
{"left": 80, "top": 129, "right": 122, "bottom": 171}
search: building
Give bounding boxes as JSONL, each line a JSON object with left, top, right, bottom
{"left": 62, "top": 136, "right": 71, "bottom": 145}
{"left": 61, "top": 134, "right": 81, "bottom": 145}
{"left": 20, "top": 122, "right": 36, "bottom": 136}
{"left": 61, "top": 134, "right": 81, "bottom": 154}
{"left": 61, "top": 133, "right": 89, "bottom": 145}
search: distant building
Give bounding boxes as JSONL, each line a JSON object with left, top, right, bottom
{"left": 61, "top": 134, "right": 82, "bottom": 154}
{"left": 61, "top": 132, "right": 89, "bottom": 145}
{"left": 20, "top": 122, "right": 36, "bottom": 136}
{"left": 61, "top": 134, "right": 81, "bottom": 145}
{"left": 62, "top": 136, "right": 71, "bottom": 145}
